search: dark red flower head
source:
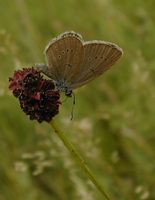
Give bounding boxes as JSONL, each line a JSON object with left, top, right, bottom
{"left": 9, "top": 68, "right": 61, "bottom": 123}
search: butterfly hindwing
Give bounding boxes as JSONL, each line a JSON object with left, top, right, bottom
{"left": 71, "top": 41, "right": 123, "bottom": 89}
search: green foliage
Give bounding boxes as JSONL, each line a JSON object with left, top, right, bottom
{"left": 0, "top": 0, "right": 155, "bottom": 199}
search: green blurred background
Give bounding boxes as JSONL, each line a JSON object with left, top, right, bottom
{"left": 0, "top": 0, "right": 155, "bottom": 199}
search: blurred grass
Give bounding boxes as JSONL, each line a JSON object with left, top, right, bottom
{"left": 0, "top": 0, "right": 155, "bottom": 199}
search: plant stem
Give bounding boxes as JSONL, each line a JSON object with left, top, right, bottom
{"left": 50, "top": 119, "right": 111, "bottom": 200}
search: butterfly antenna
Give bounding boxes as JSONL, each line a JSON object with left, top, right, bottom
{"left": 71, "top": 92, "right": 76, "bottom": 120}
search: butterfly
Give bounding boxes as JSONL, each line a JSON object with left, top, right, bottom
{"left": 36, "top": 31, "right": 123, "bottom": 97}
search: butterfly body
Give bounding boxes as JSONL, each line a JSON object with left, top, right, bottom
{"left": 36, "top": 31, "right": 123, "bottom": 96}
{"left": 55, "top": 80, "right": 73, "bottom": 97}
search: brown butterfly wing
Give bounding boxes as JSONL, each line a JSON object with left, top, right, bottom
{"left": 71, "top": 41, "right": 123, "bottom": 89}
{"left": 45, "top": 31, "right": 84, "bottom": 84}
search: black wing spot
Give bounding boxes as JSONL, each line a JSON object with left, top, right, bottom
{"left": 95, "top": 56, "right": 98, "bottom": 59}
{"left": 66, "top": 63, "right": 72, "bottom": 68}
{"left": 66, "top": 49, "right": 69, "bottom": 52}
{"left": 71, "top": 49, "right": 73, "bottom": 53}
{"left": 58, "top": 55, "right": 61, "bottom": 59}
{"left": 100, "top": 56, "right": 103, "bottom": 59}
{"left": 62, "top": 51, "right": 65, "bottom": 54}
{"left": 88, "top": 57, "right": 92, "bottom": 61}
{"left": 90, "top": 68, "right": 95, "bottom": 74}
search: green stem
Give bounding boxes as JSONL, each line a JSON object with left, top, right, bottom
{"left": 50, "top": 119, "right": 111, "bottom": 200}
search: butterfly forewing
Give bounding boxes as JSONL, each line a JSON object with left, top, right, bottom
{"left": 70, "top": 41, "right": 123, "bottom": 89}
{"left": 45, "top": 32, "right": 84, "bottom": 83}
